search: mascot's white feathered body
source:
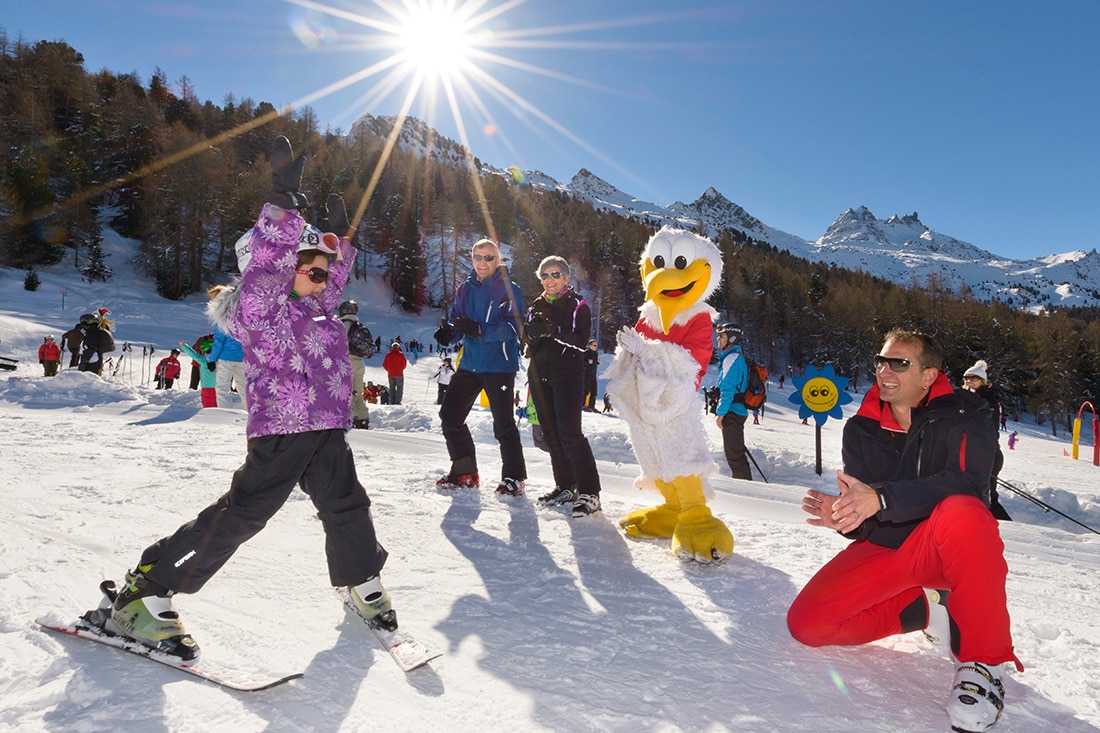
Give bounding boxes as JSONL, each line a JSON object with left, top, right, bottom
{"left": 605, "top": 227, "right": 734, "bottom": 563}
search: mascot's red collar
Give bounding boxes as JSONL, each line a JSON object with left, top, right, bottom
{"left": 635, "top": 303, "right": 715, "bottom": 390}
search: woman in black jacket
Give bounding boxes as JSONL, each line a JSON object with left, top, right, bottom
{"left": 524, "top": 256, "right": 602, "bottom": 516}
{"left": 962, "top": 360, "right": 1011, "bottom": 520}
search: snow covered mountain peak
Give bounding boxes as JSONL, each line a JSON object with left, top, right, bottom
{"left": 347, "top": 115, "right": 1100, "bottom": 310}
{"left": 684, "top": 187, "right": 766, "bottom": 237}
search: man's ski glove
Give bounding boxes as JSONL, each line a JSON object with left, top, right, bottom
{"left": 434, "top": 321, "right": 456, "bottom": 345}
{"left": 524, "top": 320, "right": 556, "bottom": 340}
{"left": 327, "top": 193, "right": 355, "bottom": 240}
{"left": 206, "top": 361, "right": 217, "bottom": 371}
{"left": 453, "top": 316, "right": 483, "bottom": 338}
{"left": 266, "top": 136, "right": 308, "bottom": 210}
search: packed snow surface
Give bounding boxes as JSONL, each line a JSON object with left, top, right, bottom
{"left": 1, "top": 264, "right": 1098, "bottom": 732}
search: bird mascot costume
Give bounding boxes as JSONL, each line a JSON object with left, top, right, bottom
{"left": 605, "top": 227, "right": 733, "bottom": 563}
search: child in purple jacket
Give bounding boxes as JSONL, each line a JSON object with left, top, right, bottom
{"left": 98, "top": 137, "right": 394, "bottom": 659}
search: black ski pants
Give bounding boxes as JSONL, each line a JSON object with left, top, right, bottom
{"left": 528, "top": 367, "right": 601, "bottom": 494}
{"left": 142, "top": 429, "right": 387, "bottom": 593}
{"left": 439, "top": 369, "right": 526, "bottom": 481}
{"left": 722, "top": 412, "right": 752, "bottom": 480}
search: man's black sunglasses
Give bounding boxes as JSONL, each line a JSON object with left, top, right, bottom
{"left": 873, "top": 355, "right": 919, "bottom": 373}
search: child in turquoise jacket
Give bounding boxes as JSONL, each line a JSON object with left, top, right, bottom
{"left": 179, "top": 341, "right": 217, "bottom": 407}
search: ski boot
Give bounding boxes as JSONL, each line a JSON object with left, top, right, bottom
{"left": 349, "top": 575, "right": 397, "bottom": 632}
{"left": 104, "top": 567, "right": 199, "bottom": 661}
{"left": 538, "top": 484, "right": 578, "bottom": 506}
{"left": 946, "top": 661, "right": 1005, "bottom": 732}
{"left": 494, "top": 478, "right": 526, "bottom": 496}
{"left": 436, "top": 472, "right": 479, "bottom": 489}
{"left": 572, "top": 493, "right": 602, "bottom": 517}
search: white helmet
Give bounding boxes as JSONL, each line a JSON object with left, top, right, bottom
{"left": 235, "top": 224, "right": 340, "bottom": 273}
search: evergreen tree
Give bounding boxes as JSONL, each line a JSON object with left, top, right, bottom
{"left": 80, "top": 228, "right": 111, "bottom": 282}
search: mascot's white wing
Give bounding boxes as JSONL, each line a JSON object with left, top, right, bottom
{"left": 605, "top": 327, "right": 716, "bottom": 487}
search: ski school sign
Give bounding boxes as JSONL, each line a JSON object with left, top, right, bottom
{"left": 789, "top": 365, "right": 853, "bottom": 475}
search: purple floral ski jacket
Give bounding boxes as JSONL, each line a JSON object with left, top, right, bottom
{"left": 227, "top": 204, "right": 354, "bottom": 439}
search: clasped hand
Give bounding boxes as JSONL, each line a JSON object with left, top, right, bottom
{"left": 453, "top": 316, "right": 483, "bottom": 338}
{"left": 525, "top": 320, "right": 555, "bottom": 340}
{"left": 802, "top": 470, "right": 879, "bottom": 533}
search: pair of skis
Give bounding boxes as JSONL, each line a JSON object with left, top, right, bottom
{"left": 36, "top": 585, "right": 441, "bottom": 691}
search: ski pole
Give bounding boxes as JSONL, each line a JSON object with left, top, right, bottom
{"left": 996, "top": 476, "right": 1099, "bottom": 535}
{"left": 746, "top": 448, "right": 769, "bottom": 483}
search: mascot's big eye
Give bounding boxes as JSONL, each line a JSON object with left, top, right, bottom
{"left": 652, "top": 255, "right": 665, "bottom": 268}
{"left": 666, "top": 233, "right": 697, "bottom": 273}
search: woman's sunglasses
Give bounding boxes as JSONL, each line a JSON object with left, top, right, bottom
{"left": 296, "top": 267, "right": 329, "bottom": 283}
{"left": 873, "top": 355, "right": 919, "bottom": 373}
{"left": 539, "top": 271, "right": 564, "bottom": 280}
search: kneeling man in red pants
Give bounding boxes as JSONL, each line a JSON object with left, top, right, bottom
{"left": 788, "top": 329, "right": 1022, "bottom": 733}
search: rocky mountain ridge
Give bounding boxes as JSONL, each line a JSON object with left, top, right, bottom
{"left": 353, "top": 114, "right": 1100, "bottom": 311}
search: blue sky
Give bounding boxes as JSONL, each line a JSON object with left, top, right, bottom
{"left": 8, "top": 0, "right": 1099, "bottom": 260}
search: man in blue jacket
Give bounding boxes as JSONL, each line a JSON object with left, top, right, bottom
{"left": 433, "top": 239, "right": 527, "bottom": 495}
{"left": 714, "top": 323, "right": 751, "bottom": 480}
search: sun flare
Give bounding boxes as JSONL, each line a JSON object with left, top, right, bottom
{"left": 396, "top": 2, "right": 474, "bottom": 77}
{"left": 270, "top": 1, "right": 675, "bottom": 238}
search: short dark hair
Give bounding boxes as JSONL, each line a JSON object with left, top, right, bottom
{"left": 882, "top": 328, "right": 943, "bottom": 370}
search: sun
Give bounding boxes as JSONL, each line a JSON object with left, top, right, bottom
{"left": 266, "top": 0, "right": 687, "bottom": 241}
{"left": 396, "top": 2, "right": 475, "bottom": 78}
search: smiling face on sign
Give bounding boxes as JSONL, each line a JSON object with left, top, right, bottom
{"left": 801, "top": 376, "right": 839, "bottom": 413}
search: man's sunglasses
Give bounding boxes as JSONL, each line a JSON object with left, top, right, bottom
{"left": 873, "top": 355, "right": 920, "bottom": 373}
{"left": 539, "top": 271, "right": 564, "bottom": 280}
{"left": 472, "top": 253, "right": 497, "bottom": 262}
{"left": 296, "top": 267, "right": 329, "bottom": 283}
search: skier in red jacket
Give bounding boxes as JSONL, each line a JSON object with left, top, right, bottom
{"left": 154, "top": 349, "right": 182, "bottom": 390}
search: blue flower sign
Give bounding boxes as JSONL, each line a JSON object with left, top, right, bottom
{"left": 789, "top": 364, "right": 853, "bottom": 426}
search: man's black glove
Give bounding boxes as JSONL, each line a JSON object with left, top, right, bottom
{"left": 207, "top": 361, "right": 217, "bottom": 371}
{"left": 434, "top": 322, "right": 456, "bottom": 345}
{"left": 326, "top": 193, "right": 355, "bottom": 239}
{"left": 265, "top": 136, "right": 308, "bottom": 210}
{"left": 524, "top": 320, "right": 556, "bottom": 340}
{"left": 453, "top": 316, "right": 483, "bottom": 338}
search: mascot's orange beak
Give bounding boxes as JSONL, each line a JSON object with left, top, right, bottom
{"left": 641, "top": 258, "right": 713, "bottom": 334}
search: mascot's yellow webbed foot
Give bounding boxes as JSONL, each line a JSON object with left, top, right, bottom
{"left": 619, "top": 479, "right": 680, "bottom": 539}
{"left": 670, "top": 475, "right": 734, "bottom": 564}
{"left": 620, "top": 504, "right": 680, "bottom": 539}
{"left": 671, "top": 506, "right": 734, "bottom": 563}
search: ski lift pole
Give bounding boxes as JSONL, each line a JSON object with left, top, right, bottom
{"left": 996, "top": 476, "right": 1099, "bottom": 535}
{"left": 746, "top": 448, "right": 769, "bottom": 483}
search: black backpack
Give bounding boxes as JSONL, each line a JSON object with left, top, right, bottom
{"left": 348, "top": 321, "right": 374, "bottom": 358}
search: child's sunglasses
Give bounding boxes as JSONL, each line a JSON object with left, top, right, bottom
{"left": 296, "top": 267, "right": 329, "bottom": 283}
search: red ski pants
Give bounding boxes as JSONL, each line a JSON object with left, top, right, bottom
{"left": 787, "top": 495, "right": 1022, "bottom": 669}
